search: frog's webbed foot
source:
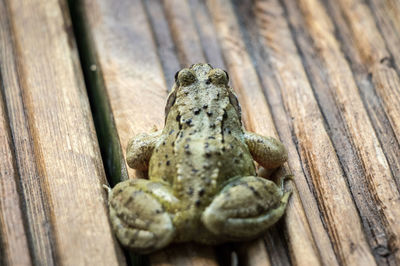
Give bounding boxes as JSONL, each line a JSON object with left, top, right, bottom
{"left": 244, "top": 131, "right": 288, "bottom": 170}
{"left": 201, "top": 176, "right": 291, "bottom": 240}
{"left": 126, "top": 130, "right": 161, "bottom": 171}
{"left": 108, "top": 179, "right": 177, "bottom": 254}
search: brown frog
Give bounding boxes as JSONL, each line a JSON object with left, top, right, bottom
{"left": 106, "top": 63, "right": 291, "bottom": 254}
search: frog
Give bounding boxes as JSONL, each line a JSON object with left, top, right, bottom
{"left": 106, "top": 63, "right": 291, "bottom": 254}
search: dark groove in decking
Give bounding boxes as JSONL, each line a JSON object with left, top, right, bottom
{"left": 143, "top": 0, "right": 181, "bottom": 90}
{"left": 66, "top": 1, "right": 141, "bottom": 265}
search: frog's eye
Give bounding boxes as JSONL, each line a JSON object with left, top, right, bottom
{"left": 208, "top": 69, "right": 228, "bottom": 85}
{"left": 177, "top": 69, "right": 196, "bottom": 86}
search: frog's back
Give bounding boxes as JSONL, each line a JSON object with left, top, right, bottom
{"left": 148, "top": 63, "right": 256, "bottom": 210}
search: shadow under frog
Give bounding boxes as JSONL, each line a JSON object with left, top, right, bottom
{"left": 105, "top": 63, "right": 291, "bottom": 254}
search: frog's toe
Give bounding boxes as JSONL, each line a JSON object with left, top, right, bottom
{"left": 201, "top": 176, "right": 290, "bottom": 240}
{"left": 109, "top": 182, "right": 175, "bottom": 254}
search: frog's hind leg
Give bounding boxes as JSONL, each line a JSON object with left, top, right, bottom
{"left": 201, "top": 176, "right": 291, "bottom": 240}
{"left": 108, "top": 179, "right": 178, "bottom": 254}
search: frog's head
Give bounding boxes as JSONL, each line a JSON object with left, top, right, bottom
{"left": 165, "top": 63, "right": 241, "bottom": 121}
{"left": 175, "top": 63, "right": 228, "bottom": 87}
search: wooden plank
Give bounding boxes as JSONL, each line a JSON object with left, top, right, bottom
{"left": 372, "top": 67, "right": 400, "bottom": 152}
{"left": 279, "top": 0, "right": 390, "bottom": 264}
{"left": 1, "top": 0, "right": 57, "bottom": 263}
{"left": 162, "top": 0, "right": 205, "bottom": 66}
{"left": 368, "top": 0, "right": 400, "bottom": 72}
{"left": 324, "top": 0, "right": 400, "bottom": 188}
{"left": 143, "top": 0, "right": 181, "bottom": 89}
{"left": 0, "top": 75, "right": 31, "bottom": 266}
{"left": 1, "top": 0, "right": 125, "bottom": 264}
{"left": 331, "top": 0, "right": 400, "bottom": 146}
{"left": 321, "top": 1, "right": 400, "bottom": 263}
{"left": 188, "top": 0, "right": 226, "bottom": 70}
{"left": 283, "top": 0, "right": 400, "bottom": 264}
{"left": 77, "top": 0, "right": 167, "bottom": 179}
{"left": 72, "top": 0, "right": 219, "bottom": 265}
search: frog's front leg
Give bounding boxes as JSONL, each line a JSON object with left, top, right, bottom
{"left": 108, "top": 179, "right": 178, "bottom": 254}
{"left": 126, "top": 130, "right": 161, "bottom": 171}
{"left": 244, "top": 131, "right": 288, "bottom": 169}
{"left": 201, "top": 176, "right": 291, "bottom": 240}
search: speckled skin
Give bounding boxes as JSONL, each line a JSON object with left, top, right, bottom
{"left": 107, "top": 64, "right": 291, "bottom": 254}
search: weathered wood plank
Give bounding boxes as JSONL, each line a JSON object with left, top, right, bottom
{"left": 280, "top": 0, "right": 390, "bottom": 264}
{"left": 144, "top": 0, "right": 181, "bottom": 89}
{"left": 162, "top": 0, "right": 205, "bottom": 66}
{"left": 1, "top": 0, "right": 125, "bottom": 264}
{"left": 1, "top": 1, "right": 58, "bottom": 263}
{"left": 72, "top": 0, "right": 219, "bottom": 264}
{"left": 321, "top": 1, "right": 400, "bottom": 263}
{"left": 188, "top": 0, "right": 226, "bottom": 70}
{"left": 372, "top": 67, "right": 400, "bottom": 149}
{"left": 368, "top": 0, "right": 400, "bottom": 73}
{"left": 282, "top": 0, "right": 400, "bottom": 264}
{"left": 0, "top": 77, "right": 31, "bottom": 266}
{"left": 324, "top": 0, "right": 400, "bottom": 188}
{"left": 77, "top": 0, "right": 167, "bottom": 180}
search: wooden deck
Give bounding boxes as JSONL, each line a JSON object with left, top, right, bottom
{"left": 1, "top": 0, "right": 400, "bottom": 265}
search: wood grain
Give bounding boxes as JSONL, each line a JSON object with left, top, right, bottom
{"left": 321, "top": 1, "right": 400, "bottom": 263}
{"left": 188, "top": 0, "right": 226, "bottom": 70}
{"left": 1, "top": 1, "right": 57, "bottom": 263}
{"left": 0, "top": 75, "right": 32, "bottom": 266}
{"left": 333, "top": 0, "right": 400, "bottom": 146}
{"left": 162, "top": 0, "right": 205, "bottom": 66}
{"left": 78, "top": 0, "right": 167, "bottom": 180}
{"left": 0, "top": 0, "right": 125, "bottom": 264}
{"left": 283, "top": 0, "right": 400, "bottom": 264}
{"left": 323, "top": 0, "right": 400, "bottom": 190}
{"left": 144, "top": 0, "right": 181, "bottom": 89}
{"left": 368, "top": 0, "right": 400, "bottom": 73}
{"left": 2, "top": 0, "right": 400, "bottom": 265}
